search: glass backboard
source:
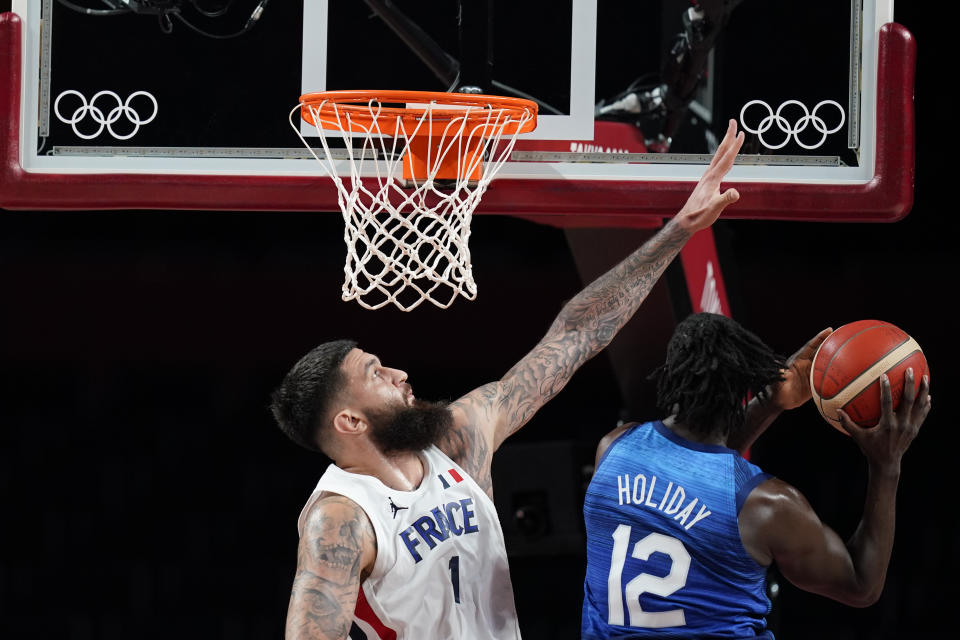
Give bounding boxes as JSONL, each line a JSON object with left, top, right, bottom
{"left": 0, "top": 0, "right": 915, "bottom": 224}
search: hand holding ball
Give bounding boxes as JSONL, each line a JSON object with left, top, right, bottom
{"left": 810, "top": 320, "right": 928, "bottom": 432}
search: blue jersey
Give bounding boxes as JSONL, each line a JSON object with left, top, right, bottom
{"left": 581, "top": 421, "right": 774, "bottom": 639}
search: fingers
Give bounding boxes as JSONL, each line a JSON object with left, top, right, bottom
{"left": 722, "top": 121, "right": 745, "bottom": 161}
{"left": 837, "top": 409, "right": 862, "bottom": 438}
{"left": 707, "top": 140, "right": 743, "bottom": 187}
{"left": 710, "top": 120, "right": 737, "bottom": 166}
{"left": 790, "top": 327, "right": 833, "bottom": 364}
{"left": 700, "top": 188, "right": 741, "bottom": 224}
{"left": 720, "top": 188, "right": 740, "bottom": 207}
{"left": 879, "top": 373, "right": 893, "bottom": 418}
{"left": 845, "top": 371, "right": 929, "bottom": 465}
{"left": 912, "top": 374, "right": 931, "bottom": 424}
{"left": 708, "top": 120, "right": 744, "bottom": 174}
{"left": 897, "top": 368, "right": 916, "bottom": 420}
{"left": 806, "top": 327, "right": 833, "bottom": 354}
{"left": 678, "top": 121, "right": 744, "bottom": 230}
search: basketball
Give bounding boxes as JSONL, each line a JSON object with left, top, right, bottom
{"left": 810, "top": 320, "right": 928, "bottom": 432}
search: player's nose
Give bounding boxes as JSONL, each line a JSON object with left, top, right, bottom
{"left": 386, "top": 367, "right": 408, "bottom": 385}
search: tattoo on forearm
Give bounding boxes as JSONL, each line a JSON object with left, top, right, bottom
{"left": 443, "top": 220, "right": 691, "bottom": 492}
{"left": 498, "top": 219, "right": 691, "bottom": 434}
{"left": 286, "top": 497, "right": 376, "bottom": 640}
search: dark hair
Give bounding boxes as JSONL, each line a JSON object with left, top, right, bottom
{"left": 270, "top": 339, "right": 357, "bottom": 453}
{"left": 649, "top": 313, "right": 785, "bottom": 438}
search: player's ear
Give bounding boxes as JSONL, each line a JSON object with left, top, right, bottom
{"left": 333, "top": 409, "right": 367, "bottom": 436}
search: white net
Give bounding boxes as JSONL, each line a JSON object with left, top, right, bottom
{"left": 291, "top": 95, "right": 535, "bottom": 311}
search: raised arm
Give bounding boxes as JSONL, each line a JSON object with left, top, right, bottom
{"left": 739, "top": 370, "right": 930, "bottom": 606}
{"left": 286, "top": 495, "right": 378, "bottom": 640}
{"left": 440, "top": 120, "right": 744, "bottom": 488}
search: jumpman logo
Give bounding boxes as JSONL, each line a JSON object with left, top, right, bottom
{"left": 388, "top": 497, "right": 408, "bottom": 519}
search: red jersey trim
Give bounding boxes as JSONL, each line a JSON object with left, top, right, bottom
{"left": 355, "top": 586, "right": 398, "bottom": 640}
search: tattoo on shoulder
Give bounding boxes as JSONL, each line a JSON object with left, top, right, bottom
{"left": 286, "top": 496, "right": 376, "bottom": 640}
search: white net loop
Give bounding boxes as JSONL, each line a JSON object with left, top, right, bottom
{"left": 290, "top": 94, "right": 535, "bottom": 311}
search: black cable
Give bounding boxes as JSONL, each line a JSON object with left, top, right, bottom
{"left": 490, "top": 79, "right": 563, "bottom": 116}
{"left": 189, "top": 0, "right": 235, "bottom": 18}
{"left": 56, "top": 0, "right": 130, "bottom": 16}
{"left": 624, "top": 73, "right": 661, "bottom": 94}
{"left": 158, "top": 12, "right": 174, "bottom": 33}
{"left": 363, "top": 0, "right": 460, "bottom": 90}
{"left": 170, "top": 9, "right": 254, "bottom": 39}
{"left": 57, "top": 0, "right": 268, "bottom": 40}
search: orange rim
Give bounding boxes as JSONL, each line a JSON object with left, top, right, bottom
{"left": 299, "top": 90, "right": 538, "bottom": 134}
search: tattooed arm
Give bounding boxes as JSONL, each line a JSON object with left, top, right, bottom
{"left": 286, "top": 495, "right": 377, "bottom": 640}
{"left": 441, "top": 120, "right": 745, "bottom": 489}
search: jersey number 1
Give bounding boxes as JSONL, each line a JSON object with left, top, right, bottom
{"left": 607, "top": 524, "right": 690, "bottom": 628}
{"left": 448, "top": 555, "right": 461, "bottom": 604}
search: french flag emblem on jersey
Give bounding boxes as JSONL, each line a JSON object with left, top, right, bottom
{"left": 438, "top": 468, "right": 464, "bottom": 489}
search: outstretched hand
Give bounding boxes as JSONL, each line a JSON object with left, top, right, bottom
{"left": 675, "top": 119, "right": 745, "bottom": 233}
{"left": 768, "top": 327, "right": 833, "bottom": 411}
{"left": 840, "top": 369, "right": 930, "bottom": 469}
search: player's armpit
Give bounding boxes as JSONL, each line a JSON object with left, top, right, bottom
{"left": 445, "top": 347, "right": 582, "bottom": 494}
{"left": 442, "top": 384, "right": 499, "bottom": 495}
{"left": 286, "top": 495, "right": 378, "bottom": 640}
{"left": 446, "top": 325, "right": 598, "bottom": 467}
{"left": 739, "top": 478, "right": 876, "bottom": 607}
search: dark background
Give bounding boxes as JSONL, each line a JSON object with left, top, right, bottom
{"left": 2, "top": 2, "right": 954, "bottom": 639}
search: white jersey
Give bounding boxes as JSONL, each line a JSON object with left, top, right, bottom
{"left": 297, "top": 445, "right": 522, "bottom": 640}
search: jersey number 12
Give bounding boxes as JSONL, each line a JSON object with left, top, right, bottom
{"left": 607, "top": 524, "right": 690, "bottom": 628}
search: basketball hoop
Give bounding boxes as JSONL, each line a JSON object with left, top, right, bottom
{"left": 290, "top": 90, "right": 537, "bottom": 311}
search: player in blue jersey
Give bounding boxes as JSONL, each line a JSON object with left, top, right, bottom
{"left": 581, "top": 312, "right": 931, "bottom": 639}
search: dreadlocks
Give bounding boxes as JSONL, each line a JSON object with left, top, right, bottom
{"left": 650, "top": 313, "right": 786, "bottom": 439}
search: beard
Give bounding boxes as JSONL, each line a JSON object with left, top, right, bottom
{"left": 366, "top": 399, "right": 454, "bottom": 455}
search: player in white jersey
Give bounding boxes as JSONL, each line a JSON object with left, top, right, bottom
{"left": 269, "top": 121, "right": 746, "bottom": 640}
{"left": 297, "top": 446, "right": 517, "bottom": 639}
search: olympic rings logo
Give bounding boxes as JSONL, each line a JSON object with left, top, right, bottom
{"left": 54, "top": 90, "right": 159, "bottom": 141}
{"left": 739, "top": 99, "right": 845, "bottom": 150}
